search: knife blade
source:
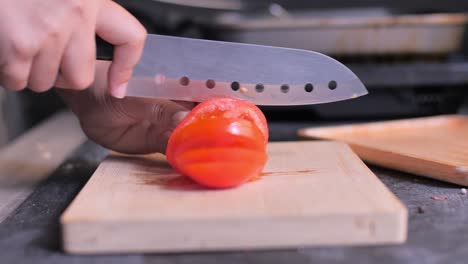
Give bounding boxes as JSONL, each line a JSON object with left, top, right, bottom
{"left": 96, "top": 34, "right": 367, "bottom": 105}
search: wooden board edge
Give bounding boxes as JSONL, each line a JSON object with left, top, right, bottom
{"left": 348, "top": 144, "right": 468, "bottom": 186}
{"left": 61, "top": 210, "right": 407, "bottom": 254}
{"left": 345, "top": 143, "right": 410, "bottom": 211}
{"left": 59, "top": 157, "right": 113, "bottom": 224}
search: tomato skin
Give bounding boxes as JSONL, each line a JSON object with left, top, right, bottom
{"left": 174, "top": 97, "right": 268, "bottom": 144}
{"left": 166, "top": 98, "right": 268, "bottom": 188}
{"left": 177, "top": 147, "right": 267, "bottom": 165}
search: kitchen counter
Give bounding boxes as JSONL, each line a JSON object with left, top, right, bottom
{"left": 0, "top": 122, "right": 467, "bottom": 264}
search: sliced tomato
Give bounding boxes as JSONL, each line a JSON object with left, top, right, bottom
{"left": 182, "top": 161, "right": 266, "bottom": 189}
{"left": 176, "top": 97, "right": 268, "bottom": 143}
{"left": 167, "top": 118, "right": 266, "bottom": 161}
{"left": 166, "top": 97, "right": 269, "bottom": 189}
{"left": 175, "top": 147, "right": 267, "bottom": 168}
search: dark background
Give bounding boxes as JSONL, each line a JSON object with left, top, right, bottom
{"left": 2, "top": 0, "right": 468, "bottom": 144}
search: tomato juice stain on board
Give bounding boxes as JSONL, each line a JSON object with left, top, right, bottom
{"left": 137, "top": 173, "right": 203, "bottom": 190}
{"left": 139, "top": 172, "right": 260, "bottom": 191}
{"left": 261, "top": 169, "right": 316, "bottom": 177}
{"left": 249, "top": 169, "right": 317, "bottom": 182}
{"left": 144, "top": 177, "right": 201, "bottom": 190}
{"left": 136, "top": 168, "right": 317, "bottom": 189}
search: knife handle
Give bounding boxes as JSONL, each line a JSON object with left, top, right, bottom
{"left": 96, "top": 36, "right": 113, "bottom": 61}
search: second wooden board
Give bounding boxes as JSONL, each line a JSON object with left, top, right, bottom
{"left": 61, "top": 141, "right": 407, "bottom": 254}
{"left": 299, "top": 115, "right": 468, "bottom": 186}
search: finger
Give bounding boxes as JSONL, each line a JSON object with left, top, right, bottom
{"left": 96, "top": 0, "right": 147, "bottom": 98}
{"left": 0, "top": 59, "right": 33, "bottom": 91}
{"left": 58, "top": 5, "right": 97, "bottom": 90}
{"left": 56, "top": 60, "right": 111, "bottom": 102}
{"left": 28, "top": 32, "right": 69, "bottom": 92}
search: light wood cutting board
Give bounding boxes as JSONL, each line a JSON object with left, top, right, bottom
{"left": 299, "top": 115, "right": 468, "bottom": 186}
{"left": 61, "top": 141, "right": 407, "bottom": 254}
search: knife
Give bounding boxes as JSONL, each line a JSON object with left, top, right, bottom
{"left": 96, "top": 34, "right": 367, "bottom": 105}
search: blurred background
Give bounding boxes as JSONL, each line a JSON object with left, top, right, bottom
{"left": 2, "top": 0, "right": 468, "bottom": 146}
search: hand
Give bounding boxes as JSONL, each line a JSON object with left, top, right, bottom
{"left": 0, "top": 0, "right": 146, "bottom": 98}
{"left": 59, "top": 61, "right": 194, "bottom": 154}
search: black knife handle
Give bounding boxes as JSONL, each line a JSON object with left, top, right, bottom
{"left": 96, "top": 36, "right": 113, "bottom": 61}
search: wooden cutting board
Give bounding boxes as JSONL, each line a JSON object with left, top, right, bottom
{"left": 61, "top": 141, "right": 407, "bottom": 254}
{"left": 299, "top": 115, "right": 468, "bottom": 186}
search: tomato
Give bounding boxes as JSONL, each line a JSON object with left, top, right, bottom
{"left": 166, "top": 97, "right": 268, "bottom": 188}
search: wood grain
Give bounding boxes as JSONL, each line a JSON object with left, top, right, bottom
{"left": 0, "top": 111, "right": 86, "bottom": 222}
{"left": 61, "top": 141, "right": 407, "bottom": 254}
{"left": 299, "top": 115, "right": 468, "bottom": 186}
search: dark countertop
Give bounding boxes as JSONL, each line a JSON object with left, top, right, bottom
{"left": 1, "top": 122, "right": 467, "bottom": 264}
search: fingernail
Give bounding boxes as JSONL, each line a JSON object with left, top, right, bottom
{"left": 111, "top": 82, "right": 127, "bottom": 99}
{"left": 172, "top": 111, "right": 189, "bottom": 127}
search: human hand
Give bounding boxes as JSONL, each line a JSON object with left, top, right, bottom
{"left": 59, "top": 61, "right": 194, "bottom": 154}
{"left": 0, "top": 0, "right": 146, "bottom": 98}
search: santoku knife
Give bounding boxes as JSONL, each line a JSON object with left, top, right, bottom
{"left": 96, "top": 34, "right": 367, "bottom": 105}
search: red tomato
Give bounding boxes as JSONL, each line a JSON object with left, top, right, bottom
{"left": 166, "top": 97, "right": 268, "bottom": 188}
